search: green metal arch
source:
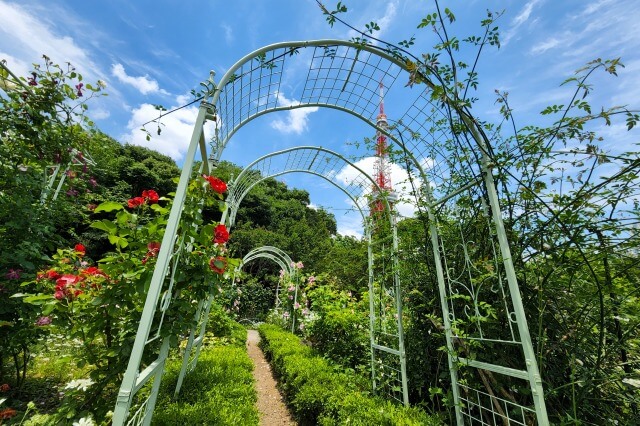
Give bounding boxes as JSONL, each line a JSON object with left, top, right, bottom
{"left": 224, "top": 146, "right": 393, "bottom": 229}
{"left": 205, "top": 39, "right": 435, "bottom": 191}
{"left": 221, "top": 145, "right": 408, "bottom": 405}
{"left": 112, "top": 38, "right": 550, "bottom": 426}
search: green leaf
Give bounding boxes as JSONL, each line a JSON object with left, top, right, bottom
{"left": 150, "top": 203, "right": 168, "bottom": 214}
{"left": 23, "top": 294, "right": 53, "bottom": 304}
{"left": 91, "top": 219, "right": 117, "bottom": 234}
{"left": 116, "top": 210, "right": 132, "bottom": 225}
{"left": 94, "top": 201, "right": 124, "bottom": 213}
{"left": 108, "top": 234, "right": 129, "bottom": 248}
{"left": 42, "top": 303, "right": 56, "bottom": 315}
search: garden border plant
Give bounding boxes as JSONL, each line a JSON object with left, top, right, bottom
{"left": 257, "top": 324, "right": 440, "bottom": 425}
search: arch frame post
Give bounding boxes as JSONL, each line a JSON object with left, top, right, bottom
{"left": 478, "top": 153, "right": 549, "bottom": 424}
{"left": 221, "top": 146, "right": 409, "bottom": 405}
{"left": 112, "top": 101, "right": 212, "bottom": 426}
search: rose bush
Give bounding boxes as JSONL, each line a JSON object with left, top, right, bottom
{"left": 20, "top": 173, "right": 236, "bottom": 421}
{"left": 1, "top": 58, "right": 105, "bottom": 388}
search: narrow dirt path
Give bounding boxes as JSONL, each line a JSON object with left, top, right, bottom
{"left": 246, "top": 329, "right": 297, "bottom": 426}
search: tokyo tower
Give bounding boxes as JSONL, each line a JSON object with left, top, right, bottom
{"left": 370, "top": 81, "right": 394, "bottom": 215}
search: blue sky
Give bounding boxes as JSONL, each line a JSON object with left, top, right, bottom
{"left": 1, "top": 0, "right": 638, "bottom": 236}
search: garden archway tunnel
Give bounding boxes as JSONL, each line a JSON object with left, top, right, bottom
{"left": 237, "top": 245, "right": 293, "bottom": 312}
{"left": 112, "top": 39, "right": 549, "bottom": 426}
{"left": 221, "top": 146, "right": 407, "bottom": 402}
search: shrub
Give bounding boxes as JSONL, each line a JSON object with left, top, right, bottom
{"left": 304, "top": 277, "right": 369, "bottom": 370}
{"left": 258, "top": 324, "right": 441, "bottom": 425}
{"left": 153, "top": 343, "right": 258, "bottom": 425}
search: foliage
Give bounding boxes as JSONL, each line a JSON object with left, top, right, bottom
{"left": 201, "top": 302, "right": 247, "bottom": 348}
{"left": 13, "top": 171, "right": 234, "bottom": 422}
{"left": 303, "top": 275, "right": 369, "bottom": 370}
{"left": 154, "top": 326, "right": 258, "bottom": 426}
{"left": 0, "top": 57, "right": 106, "bottom": 389}
{"left": 322, "top": 1, "right": 640, "bottom": 423}
{"left": 258, "top": 324, "right": 440, "bottom": 426}
{"left": 314, "top": 235, "right": 369, "bottom": 295}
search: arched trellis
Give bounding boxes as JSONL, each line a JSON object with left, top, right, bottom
{"left": 172, "top": 245, "right": 296, "bottom": 398}
{"left": 236, "top": 246, "right": 299, "bottom": 331}
{"left": 111, "top": 39, "right": 549, "bottom": 426}
{"left": 221, "top": 146, "right": 408, "bottom": 405}
{"left": 237, "top": 245, "right": 295, "bottom": 310}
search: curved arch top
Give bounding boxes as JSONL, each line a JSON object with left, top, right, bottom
{"left": 224, "top": 146, "right": 394, "bottom": 229}
{"left": 240, "top": 245, "right": 295, "bottom": 275}
{"left": 206, "top": 39, "right": 481, "bottom": 200}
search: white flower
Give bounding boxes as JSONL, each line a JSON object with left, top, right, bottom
{"left": 65, "top": 378, "right": 94, "bottom": 392}
{"left": 623, "top": 378, "right": 640, "bottom": 388}
{"left": 73, "top": 416, "right": 95, "bottom": 426}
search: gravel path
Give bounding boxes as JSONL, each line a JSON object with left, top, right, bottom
{"left": 246, "top": 329, "right": 297, "bottom": 426}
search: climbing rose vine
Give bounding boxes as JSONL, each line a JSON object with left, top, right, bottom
{"left": 20, "top": 173, "right": 236, "bottom": 421}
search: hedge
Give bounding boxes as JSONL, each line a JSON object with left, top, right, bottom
{"left": 258, "top": 324, "right": 442, "bottom": 425}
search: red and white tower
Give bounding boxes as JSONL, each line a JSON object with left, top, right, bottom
{"left": 371, "top": 81, "right": 394, "bottom": 215}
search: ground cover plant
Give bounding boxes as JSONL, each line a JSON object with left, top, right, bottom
{"left": 152, "top": 306, "right": 258, "bottom": 426}
{"left": 258, "top": 324, "right": 440, "bottom": 425}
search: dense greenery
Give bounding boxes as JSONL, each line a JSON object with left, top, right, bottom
{"left": 2, "top": 1, "right": 640, "bottom": 424}
{"left": 258, "top": 324, "right": 439, "bottom": 425}
{"left": 317, "top": 1, "right": 640, "bottom": 424}
{"left": 153, "top": 306, "right": 258, "bottom": 426}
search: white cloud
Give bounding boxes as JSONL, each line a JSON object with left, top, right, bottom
{"left": 0, "top": 1, "right": 103, "bottom": 80}
{"left": 377, "top": 2, "right": 397, "bottom": 36}
{"left": 90, "top": 108, "right": 110, "bottom": 120}
{"left": 337, "top": 212, "right": 365, "bottom": 238}
{"left": 111, "top": 63, "right": 167, "bottom": 95}
{"left": 347, "top": 0, "right": 398, "bottom": 42}
{"left": 335, "top": 156, "right": 427, "bottom": 220}
{"left": 513, "top": 0, "right": 541, "bottom": 27}
{"left": 270, "top": 92, "right": 318, "bottom": 134}
{"left": 221, "top": 23, "right": 233, "bottom": 43}
{"left": 502, "top": 0, "right": 543, "bottom": 46}
{"left": 121, "top": 102, "right": 213, "bottom": 161}
{"left": 0, "top": 52, "right": 30, "bottom": 78}
{"left": 530, "top": 37, "right": 562, "bottom": 55}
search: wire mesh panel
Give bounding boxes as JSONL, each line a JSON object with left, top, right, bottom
{"left": 113, "top": 39, "right": 552, "bottom": 425}
{"left": 224, "top": 146, "right": 408, "bottom": 405}
{"left": 426, "top": 179, "right": 546, "bottom": 424}
{"left": 226, "top": 146, "right": 374, "bottom": 226}
{"left": 368, "top": 228, "right": 407, "bottom": 404}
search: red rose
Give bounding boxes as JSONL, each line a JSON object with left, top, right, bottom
{"left": 142, "top": 189, "right": 159, "bottom": 204}
{"left": 56, "top": 274, "right": 80, "bottom": 287}
{"left": 82, "top": 266, "right": 106, "bottom": 277}
{"left": 46, "top": 269, "right": 61, "bottom": 280}
{"left": 75, "top": 243, "right": 86, "bottom": 256}
{"left": 0, "top": 408, "right": 17, "bottom": 420}
{"left": 127, "top": 196, "right": 145, "bottom": 208}
{"left": 209, "top": 256, "right": 227, "bottom": 274}
{"left": 54, "top": 290, "right": 65, "bottom": 300}
{"left": 142, "top": 241, "right": 161, "bottom": 264}
{"left": 213, "top": 224, "right": 229, "bottom": 244}
{"left": 203, "top": 175, "right": 227, "bottom": 194}
{"left": 147, "top": 241, "right": 161, "bottom": 254}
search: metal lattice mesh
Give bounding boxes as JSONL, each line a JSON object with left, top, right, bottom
{"left": 212, "top": 42, "right": 480, "bottom": 206}
{"left": 227, "top": 146, "right": 377, "bottom": 224}
{"left": 301, "top": 45, "right": 401, "bottom": 120}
